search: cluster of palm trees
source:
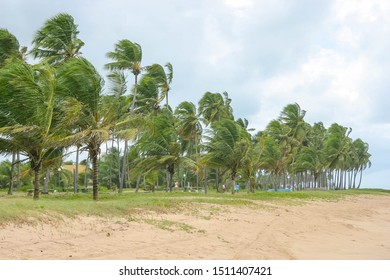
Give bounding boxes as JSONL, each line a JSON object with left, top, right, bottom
{"left": 258, "top": 103, "right": 371, "bottom": 191}
{"left": 0, "top": 13, "right": 371, "bottom": 200}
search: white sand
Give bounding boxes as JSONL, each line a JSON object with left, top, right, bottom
{"left": 1, "top": 195, "right": 389, "bottom": 260}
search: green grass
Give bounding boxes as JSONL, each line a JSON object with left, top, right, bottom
{"left": 143, "top": 218, "right": 199, "bottom": 233}
{"left": 0, "top": 188, "right": 388, "bottom": 226}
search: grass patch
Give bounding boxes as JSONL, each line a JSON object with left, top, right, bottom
{"left": 143, "top": 218, "right": 198, "bottom": 233}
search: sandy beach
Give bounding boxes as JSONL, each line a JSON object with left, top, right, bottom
{"left": 1, "top": 195, "right": 389, "bottom": 260}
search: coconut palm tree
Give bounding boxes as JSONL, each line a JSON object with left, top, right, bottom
{"left": 105, "top": 39, "right": 143, "bottom": 110}
{"left": 203, "top": 119, "right": 250, "bottom": 193}
{"left": 198, "top": 91, "right": 233, "bottom": 126}
{"left": 0, "top": 60, "right": 64, "bottom": 199}
{"left": 30, "top": 13, "right": 84, "bottom": 65}
{"left": 135, "top": 108, "right": 191, "bottom": 192}
{"left": 143, "top": 63, "right": 173, "bottom": 108}
{"left": 351, "top": 139, "right": 371, "bottom": 188}
{"left": 174, "top": 101, "right": 203, "bottom": 189}
{"left": 0, "top": 29, "right": 27, "bottom": 191}
{"left": 174, "top": 101, "right": 203, "bottom": 155}
{"left": 105, "top": 39, "right": 143, "bottom": 189}
{"left": 56, "top": 57, "right": 126, "bottom": 200}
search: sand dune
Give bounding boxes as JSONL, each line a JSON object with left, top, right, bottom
{"left": 1, "top": 195, "right": 389, "bottom": 260}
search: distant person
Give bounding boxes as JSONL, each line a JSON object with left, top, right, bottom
{"left": 235, "top": 183, "right": 240, "bottom": 193}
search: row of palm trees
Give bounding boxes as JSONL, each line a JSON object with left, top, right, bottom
{"left": 0, "top": 13, "right": 371, "bottom": 200}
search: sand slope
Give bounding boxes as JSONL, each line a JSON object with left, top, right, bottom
{"left": 1, "top": 195, "right": 389, "bottom": 260}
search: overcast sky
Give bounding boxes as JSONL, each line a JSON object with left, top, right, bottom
{"left": 1, "top": 0, "right": 389, "bottom": 189}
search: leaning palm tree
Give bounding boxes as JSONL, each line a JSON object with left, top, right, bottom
{"left": 30, "top": 13, "right": 84, "bottom": 65}
{"left": 105, "top": 40, "right": 143, "bottom": 189}
{"left": 0, "top": 60, "right": 64, "bottom": 199}
{"left": 56, "top": 57, "right": 127, "bottom": 200}
{"left": 144, "top": 63, "right": 173, "bottom": 108}
{"left": 203, "top": 119, "right": 250, "bottom": 194}
{"left": 105, "top": 39, "right": 143, "bottom": 110}
{"left": 175, "top": 101, "right": 203, "bottom": 154}
{"left": 198, "top": 91, "right": 233, "bottom": 126}
{"left": 135, "top": 108, "right": 193, "bottom": 192}
{"left": 0, "top": 29, "right": 27, "bottom": 191}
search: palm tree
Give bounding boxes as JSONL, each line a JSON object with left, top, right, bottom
{"left": 203, "top": 119, "right": 250, "bottom": 193}
{"left": 105, "top": 39, "right": 143, "bottom": 110}
{"left": 198, "top": 91, "right": 234, "bottom": 191}
{"left": 279, "top": 103, "right": 308, "bottom": 142}
{"left": 143, "top": 63, "right": 173, "bottom": 108}
{"left": 198, "top": 91, "right": 233, "bottom": 126}
{"left": 134, "top": 75, "right": 162, "bottom": 113}
{"left": 323, "top": 123, "right": 353, "bottom": 189}
{"left": 0, "top": 29, "right": 27, "bottom": 191}
{"left": 103, "top": 71, "right": 131, "bottom": 192}
{"left": 0, "top": 60, "right": 64, "bottom": 199}
{"left": 30, "top": 13, "right": 84, "bottom": 65}
{"left": 56, "top": 57, "right": 123, "bottom": 200}
{"left": 105, "top": 39, "right": 143, "bottom": 190}
{"left": 174, "top": 101, "right": 203, "bottom": 189}
{"left": 175, "top": 101, "right": 203, "bottom": 155}
{"left": 135, "top": 108, "right": 192, "bottom": 192}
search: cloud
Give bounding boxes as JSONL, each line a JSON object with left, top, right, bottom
{"left": 1, "top": 0, "right": 388, "bottom": 188}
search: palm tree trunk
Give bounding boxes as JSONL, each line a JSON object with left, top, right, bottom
{"left": 135, "top": 174, "right": 142, "bottom": 192}
{"left": 109, "top": 139, "right": 114, "bottom": 189}
{"left": 32, "top": 159, "right": 42, "bottom": 200}
{"left": 120, "top": 140, "right": 128, "bottom": 193}
{"left": 43, "top": 169, "right": 50, "bottom": 194}
{"left": 8, "top": 152, "right": 16, "bottom": 195}
{"left": 203, "top": 166, "right": 208, "bottom": 194}
{"left": 166, "top": 164, "right": 175, "bottom": 192}
{"left": 216, "top": 168, "right": 220, "bottom": 192}
{"left": 84, "top": 158, "right": 88, "bottom": 190}
{"left": 91, "top": 148, "right": 99, "bottom": 201}
{"left": 130, "top": 74, "right": 139, "bottom": 111}
{"left": 74, "top": 145, "right": 79, "bottom": 193}
{"left": 117, "top": 138, "right": 122, "bottom": 191}
{"left": 357, "top": 166, "right": 363, "bottom": 189}
{"left": 16, "top": 152, "right": 21, "bottom": 191}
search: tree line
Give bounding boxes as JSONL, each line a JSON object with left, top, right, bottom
{"left": 0, "top": 13, "right": 371, "bottom": 200}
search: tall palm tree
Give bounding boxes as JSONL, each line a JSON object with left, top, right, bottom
{"left": 135, "top": 108, "right": 190, "bottom": 192}
{"left": 324, "top": 123, "right": 353, "bottom": 189}
{"left": 105, "top": 39, "right": 143, "bottom": 189}
{"left": 279, "top": 103, "right": 307, "bottom": 141}
{"left": 104, "top": 71, "right": 131, "bottom": 192}
{"left": 174, "top": 101, "right": 203, "bottom": 155}
{"left": 105, "top": 39, "right": 143, "bottom": 111}
{"left": 174, "top": 101, "right": 203, "bottom": 189}
{"left": 0, "top": 29, "right": 26, "bottom": 191}
{"left": 0, "top": 60, "right": 64, "bottom": 199}
{"left": 351, "top": 139, "right": 371, "bottom": 188}
{"left": 30, "top": 13, "right": 84, "bottom": 65}
{"left": 203, "top": 119, "right": 250, "bottom": 193}
{"left": 56, "top": 57, "right": 124, "bottom": 200}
